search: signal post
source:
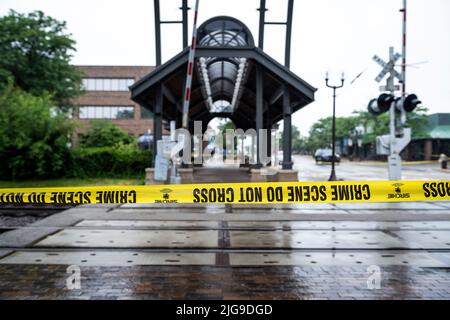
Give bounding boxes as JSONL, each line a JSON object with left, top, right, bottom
{"left": 369, "top": 47, "right": 422, "bottom": 180}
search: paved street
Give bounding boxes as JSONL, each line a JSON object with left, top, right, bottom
{"left": 294, "top": 155, "right": 450, "bottom": 181}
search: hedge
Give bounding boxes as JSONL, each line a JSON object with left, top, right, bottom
{"left": 71, "top": 144, "right": 153, "bottom": 178}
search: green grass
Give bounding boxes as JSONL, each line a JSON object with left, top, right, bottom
{"left": 0, "top": 177, "right": 145, "bottom": 188}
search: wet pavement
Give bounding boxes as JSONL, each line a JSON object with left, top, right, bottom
{"left": 1, "top": 264, "right": 450, "bottom": 300}
{"left": 1, "top": 201, "right": 450, "bottom": 299}
{"left": 294, "top": 155, "right": 450, "bottom": 181}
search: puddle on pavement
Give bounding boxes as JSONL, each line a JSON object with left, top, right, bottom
{"left": 1, "top": 250, "right": 448, "bottom": 267}
{"left": 0, "top": 251, "right": 215, "bottom": 266}
{"left": 34, "top": 229, "right": 219, "bottom": 248}
{"left": 229, "top": 230, "right": 407, "bottom": 249}
{"left": 229, "top": 251, "right": 449, "bottom": 267}
{"left": 76, "top": 220, "right": 218, "bottom": 228}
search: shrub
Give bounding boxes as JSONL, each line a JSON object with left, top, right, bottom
{"left": 71, "top": 144, "right": 152, "bottom": 178}
{"left": 0, "top": 85, "right": 73, "bottom": 179}
{"left": 80, "top": 121, "right": 135, "bottom": 148}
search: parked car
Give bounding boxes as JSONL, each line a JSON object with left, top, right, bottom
{"left": 314, "top": 148, "right": 340, "bottom": 163}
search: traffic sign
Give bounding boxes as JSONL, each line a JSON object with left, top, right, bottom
{"left": 373, "top": 52, "right": 402, "bottom": 83}
{"left": 379, "top": 85, "right": 401, "bottom": 92}
{"left": 373, "top": 55, "right": 387, "bottom": 67}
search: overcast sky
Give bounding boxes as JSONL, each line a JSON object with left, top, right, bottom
{"left": 1, "top": 0, "right": 449, "bottom": 136}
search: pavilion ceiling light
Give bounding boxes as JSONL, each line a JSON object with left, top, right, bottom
{"left": 199, "top": 57, "right": 214, "bottom": 110}
{"left": 231, "top": 58, "right": 247, "bottom": 110}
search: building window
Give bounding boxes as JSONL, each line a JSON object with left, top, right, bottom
{"left": 81, "top": 78, "right": 135, "bottom": 91}
{"left": 140, "top": 106, "right": 153, "bottom": 119}
{"left": 79, "top": 106, "right": 135, "bottom": 119}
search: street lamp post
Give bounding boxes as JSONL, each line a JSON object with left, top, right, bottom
{"left": 325, "top": 72, "right": 345, "bottom": 181}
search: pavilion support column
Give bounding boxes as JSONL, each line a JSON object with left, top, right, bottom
{"left": 154, "top": 0, "right": 162, "bottom": 66}
{"left": 153, "top": 83, "right": 163, "bottom": 162}
{"left": 181, "top": 0, "right": 189, "bottom": 48}
{"left": 265, "top": 102, "right": 272, "bottom": 166}
{"left": 175, "top": 102, "right": 182, "bottom": 129}
{"left": 424, "top": 139, "right": 433, "bottom": 161}
{"left": 255, "top": 64, "right": 264, "bottom": 169}
{"left": 282, "top": 85, "right": 293, "bottom": 170}
{"left": 251, "top": 134, "right": 256, "bottom": 164}
{"left": 251, "top": 64, "right": 265, "bottom": 182}
{"left": 145, "top": 84, "right": 163, "bottom": 185}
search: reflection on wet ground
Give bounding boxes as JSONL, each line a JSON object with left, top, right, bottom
{"left": 0, "top": 264, "right": 449, "bottom": 300}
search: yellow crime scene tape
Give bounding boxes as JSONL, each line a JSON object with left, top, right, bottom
{"left": 0, "top": 180, "right": 449, "bottom": 205}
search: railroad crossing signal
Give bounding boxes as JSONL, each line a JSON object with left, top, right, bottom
{"left": 368, "top": 93, "right": 422, "bottom": 116}
{"left": 369, "top": 47, "right": 412, "bottom": 181}
{"left": 398, "top": 94, "right": 422, "bottom": 112}
{"left": 373, "top": 52, "right": 402, "bottom": 83}
{"left": 368, "top": 93, "right": 394, "bottom": 115}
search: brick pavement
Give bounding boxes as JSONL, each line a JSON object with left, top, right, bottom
{"left": 1, "top": 265, "right": 449, "bottom": 300}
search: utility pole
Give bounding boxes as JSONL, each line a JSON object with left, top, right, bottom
{"left": 387, "top": 47, "right": 401, "bottom": 180}
{"left": 373, "top": 47, "right": 402, "bottom": 180}
{"left": 368, "top": 0, "right": 410, "bottom": 180}
{"left": 400, "top": 0, "right": 407, "bottom": 125}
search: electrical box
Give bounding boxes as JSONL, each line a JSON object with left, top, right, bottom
{"left": 157, "top": 138, "right": 175, "bottom": 159}
{"left": 154, "top": 154, "right": 169, "bottom": 181}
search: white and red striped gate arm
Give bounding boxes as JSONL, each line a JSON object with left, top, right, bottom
{"left": 182, "top": 0, "right": 200, "bottom": 129}
{"left": 401, "top": 0, "right": 407, "bottom": 98}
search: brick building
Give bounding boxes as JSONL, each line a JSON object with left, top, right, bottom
{"left": 72, "top": 65, "right": 155, "bottom": 143}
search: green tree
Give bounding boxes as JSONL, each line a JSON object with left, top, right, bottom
{"left": 352, "top": 105, "right": 429, "bottom": 142}
{"left": 0, "top": 85, "right": 73, "bottom": 179}
{"left": 279, "top": 125, "right": 303, "bottom": 153}
{"left": 350, "top": 110, "right": 390, "bottom": 144}
{"left": 291, "top": 126, "right": 302, "bottom": 153}
{"left": 304, "top": 106, "right": 430, "bottom": 153}
{"left": 80, "top": 121, "right": 135, "bottom": 148}
{"left": 217, "top": 119, "right": 236, "bottom": 153}
{"left": 304, "top": 116, "right": 358, "bottom": 152}
{"left": 217, "top": 119, "right": 236, "bottom": 136}
{"left": 0, "top": 10, "right": 82, "bottom": 109}
{"left": 404, "top": 105, "right": 430, "bottom": 139}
